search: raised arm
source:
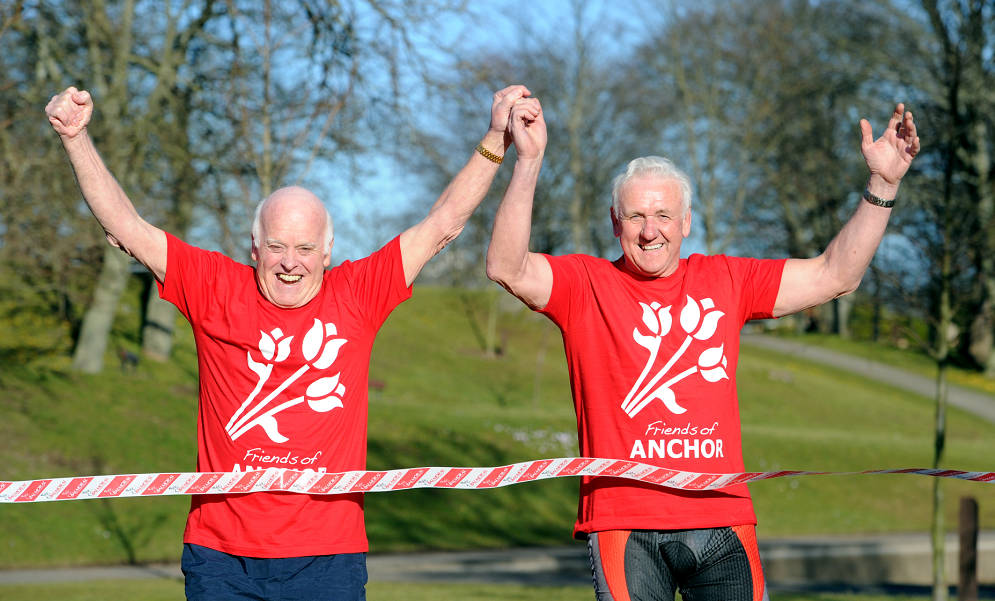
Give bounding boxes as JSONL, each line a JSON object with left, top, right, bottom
{"left": 485, "top": 98, "right": 553, "bottom": 311}
{"left": 399, "top": 85, "right": 532, "bottom": 287}
{"left": 46, "top": 87, "right": 167, "bottom": 281}
{"left": 772, "top": 104, "right": 921, "bottom": 317}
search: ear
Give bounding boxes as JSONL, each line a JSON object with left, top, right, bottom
{"left": 681, "top": 209, "right": 692, "bottom": 238}
{"left": 610, "top": 207, "right": 622, "bottom": 238}
{"left": 251, "top": 237, "right": 259, "bottom": 262}
{"left": 323, "top": 241, "right": 333, "bottom": 268}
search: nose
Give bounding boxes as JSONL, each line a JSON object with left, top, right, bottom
{"left": 279, "top": 249, "right": 299, "bottom": 270}
{"left": 640, "top": 218, "right": 660, "bottom": 240}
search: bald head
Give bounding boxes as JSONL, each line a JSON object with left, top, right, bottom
{"left": 251, "top": 186, "right": 334, "bottom": 254}
{"left": 250, "top": 186, "right": 335, "bottom": 309}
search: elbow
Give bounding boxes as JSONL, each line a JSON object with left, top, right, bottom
{"left": 105, "top": 232, "right": 136, "bottom": 258}
{"left": 819, "top": 272, "right": 862, "bottom": 304}
{"left": 485, "top": 257, "right": 502, "bottom": 284}
{"left": 425, "top": 218, "right": 463, "bottom": 259}
{"left": 835, "top": 276, "right": 862, "bottom": 299}
{"left": 484, "top": 252, "right": 513, "bottom": 287}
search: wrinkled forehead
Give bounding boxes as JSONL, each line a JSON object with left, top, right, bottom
{"left": 259, "top": 191, "right": 327, "bottom": 242}
{"left": 617, "top": 176, "right": 684, "bottom": 213}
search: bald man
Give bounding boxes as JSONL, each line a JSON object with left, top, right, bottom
{"left": 46, "top": 84, "right": 531, "bottom": 601}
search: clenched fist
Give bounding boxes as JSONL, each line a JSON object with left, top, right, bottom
{"left": 46, "top": 87, "right": 93, "bottom": 139}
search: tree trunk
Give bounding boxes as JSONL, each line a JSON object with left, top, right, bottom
{"left": 817, "top": 301, "right": 834, "bottom": 334}
{"left": 484, "top": 286, "right": 499, "bottom": 360}
{"left": 982, "top": 285, "right": 995, "bottom": 379}
{"left": 533, "top": 320, "right": 551, "bottom": 409}
{"left": 932, "top": 358, "right": 949, "bottom": 601}
{"left": 970, "top": 120, "right": 995, "bottom": 378}
{"left": 932, "top": 216, "right": 954, "bottom": 601}
{"left": 969, "top": 296, "right": 993, "bottom": 370}
{"left": 870, "top": 264, "right": 883, "bottom": 343}
{"left": 71, "top": 246, "right": 132, "bottom": 373}
{"left": 836, "top": 294, "right": 854, "bottom": 340}
{"left": 142, "top": 281, "right": 177, "bottom": 361}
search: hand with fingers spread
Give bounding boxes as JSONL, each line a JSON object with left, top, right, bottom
{"left": 508, "top": 97, "right": 546, "bottom": 161}
{"left": 488, "top": 85, "right": 532, "bottom": 151}
{"left": 861, "top": 104, "right": 921, "bottom": 191}
{"left": 46, "top": 87, "right": 93, "bottom": 140}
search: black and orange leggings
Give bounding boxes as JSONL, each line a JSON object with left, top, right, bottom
{"left": 587, "top": 526, "right": 768, "bottom": 601}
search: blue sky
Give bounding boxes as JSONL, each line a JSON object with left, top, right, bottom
{"left": 327, "top": 0, "right": 661, "bottom": 263}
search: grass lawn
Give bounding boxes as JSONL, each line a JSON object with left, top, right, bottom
{"left": 1, "top": 286, "right": 994, "bottom": 567}
{"left": 737, "top": 342, "right": 995, "bottom": 537}
{"left": 0, "top": 579, "right": 932, "bottom": 601}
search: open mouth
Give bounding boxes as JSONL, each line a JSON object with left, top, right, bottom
{"left": 640, "top": 243, "right": 663, "bottom": 251}
{"left": 277, "top": 274, "right": 303, "bottom": 284}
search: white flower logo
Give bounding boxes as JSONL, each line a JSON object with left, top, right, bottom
{"left": 259, "top": 328, "right": 293, "bottom": 362}
{"left": 621, "top": 295, "right": 727, "bottom": 417}
{"left": 305, "top": 374, "right": 345, "bottom": 412}
{"left": 698, "top": 344, "right": 729, "bottom": 382}
{"left": 302, "top": 320, "right": 347, "bottom": 369}
{"left": 680, "top": 296, "right": 724, "bottom": 341}
{"left": 225, "top": 319, "right": 348, "bottom": 443}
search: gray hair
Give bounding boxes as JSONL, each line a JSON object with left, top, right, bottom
{"left": 251, "top": 189, "right": 334, "bottom": 255}
{"left": 611, "top": 156, "right": 693, "bottom": 216}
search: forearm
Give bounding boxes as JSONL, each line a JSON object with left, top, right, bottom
{"left": 399, "top": 129, "right": 506, "bottom": 285}
{"left": 775, "top": 103, "right": 918, "bottom": 317}
{"left": 426, "top": 129, "right": 506, "bottom": 226}
{"left": 486, "top": 156, "right": 542, "bottom": 284}
{"left": 774, "top": 176, "right": 895, "bottom": 317}
{"left": 822, "top": 174, "right": 896, "bottom": 292}
{"left": 61, "top": 132, "right": 166, "bottom": 278}
{"left": 63, "top": 133, "right": 145, "bottom": 245}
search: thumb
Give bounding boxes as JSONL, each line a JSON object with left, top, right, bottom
{"left": 72, "top": 90, "right": 92, "bottom": 106}
{"left": 859, "top": 119, "right": 873, "bottom": 149}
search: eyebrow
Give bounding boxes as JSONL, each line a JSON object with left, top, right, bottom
{"left": 624, "top": 210, "right": 674, "bottom": 217}
{"left": 265, "top": 239, "right": 318, "bottom": 249}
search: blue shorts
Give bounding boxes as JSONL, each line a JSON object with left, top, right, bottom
{"left": 181, "top": 543, "right": 367, "bottom": 601}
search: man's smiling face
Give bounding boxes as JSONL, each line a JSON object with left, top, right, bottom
{"left": 251, "top": 188, "right": 332, "bottom": 309}
{"left": 611, "top": 176, "right": 691, "bottom": 278}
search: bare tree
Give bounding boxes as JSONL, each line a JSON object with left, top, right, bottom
{"left": 633, "top": 0, "right": 911, "bottom": 337}
{"left": 4, "top": 0, "right": 468, "bottom": 369}
{"left": 927, "top": 0, "right": 995, "bottom": 379}
{"left": 401, "top": 0, "right": 640, "bottom": 356}
{"left": 196, "top": 0, "right": 469, "bottom": 260}
{"left": 905, "top": 2, "right": 995, "bottom": 597}
{"left": 14, "top": 0, "right": 221, "bottom": 372}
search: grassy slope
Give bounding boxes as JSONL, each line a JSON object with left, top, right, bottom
{"left": 1, "top": 286, "right": 994, "bottom": 567}
{"left": 739, "top": 344, "right": 995, "bottom": 537}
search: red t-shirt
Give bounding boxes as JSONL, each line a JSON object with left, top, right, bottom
{"left": 158, "top": 233, "right": 411, "bottom": 557}
{"left": 541, "top": 253, "right": 785, "bottom": 537}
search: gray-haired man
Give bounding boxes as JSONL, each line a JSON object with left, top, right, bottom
{"left": 486, "top": 96, "right": 919, "bottom": 600}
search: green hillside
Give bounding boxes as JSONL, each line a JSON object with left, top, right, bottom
{"left": 1, "top": 286, "right": 994, "bottom": 568}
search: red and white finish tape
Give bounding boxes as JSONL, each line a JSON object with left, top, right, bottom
{"left": 3, "top": 458, "right": 994, "bottom": 503}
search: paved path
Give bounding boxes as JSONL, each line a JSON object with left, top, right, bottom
{"left": 3, "top": 534, "right": 995, "bottom": 589}
{"left": 741, "top": 334, "right": 995, "bottom": 424}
